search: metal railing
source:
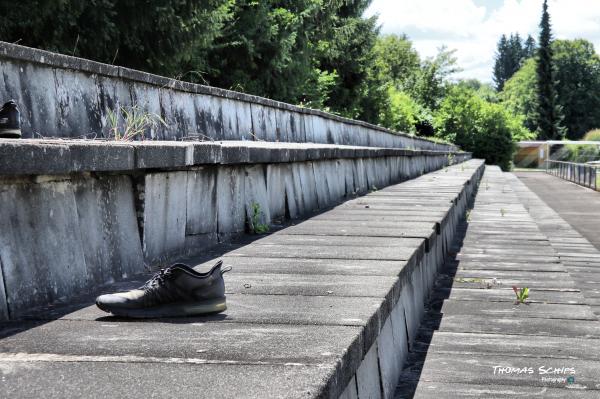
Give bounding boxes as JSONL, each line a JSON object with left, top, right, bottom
{"left": 546, "top": 160, "right": 599, "bottom": 191}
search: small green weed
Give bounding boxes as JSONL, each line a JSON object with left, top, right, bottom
{"left": 466, "top": 209, "right": 472, "bottom": 222}
{"left": 512, "top": 286, "right": 529, "bottom": 304}
{"left": 447, "top": 153, "right": 456, "bottom": 165}
{"left": 249, "top": 201, "right": 269, "bottom": 234}
{"left": 500, "top": 208, "right": 506, "bottom": 217}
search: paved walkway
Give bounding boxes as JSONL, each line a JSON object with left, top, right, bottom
{"left": 395, "top": 167, "right": 600, "bottom": 398}
{"left": 515, "top": 171, "right": 600, "bottom": 250}
{"left": 511, "top": 173, "right": 600, "bottom": 318}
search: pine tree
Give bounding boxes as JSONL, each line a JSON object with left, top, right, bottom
{"left": 510, "top": 33, "right": 524, "bottom": 68}
{"left": 493, "top": 35, "right": 508, "bottom": 90}
{"left": 493, "top": 33, "right": 527, "bottom": 91}
{"left": 524, "top": 35, "right": 537, "bottom": 58}
{"left": 535, "top": 0, "right": 565, "bottom": 140}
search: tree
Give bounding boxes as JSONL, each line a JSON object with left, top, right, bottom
{"left": 502, "top": 39, "right": 600, "bottom": 139}
{"left": 434, "top": 86, "right": 530, "bottom": 170}
{"left": 378, "top": 87, "right": 426, "bottom": 134}
{"left": 535, "top": 0, "right": 565, "bottom": 140}
{"left": 501, "top": 58, "right": 538, "bottom": 132}
{"left": 493, "top": 33, "right": 530, "bottom": 91}
{"left": 313, "top": 1, "right": 383, "bottom": 122}
{"left": 372, "top": 34, "right": 420, "bottom": 88}
{"left": 523, "top": 35, "right": 537, "bottom": 58}
{"left": 0, "top": 0, "right": 233, "bottom": 78}
{"left": 409, "top": 46, "right": 460, "bottom": 110}
{"left": 551, "top": 39, "right": 600, "bottom": 139}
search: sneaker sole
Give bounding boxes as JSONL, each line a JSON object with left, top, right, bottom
{"left": 96, "top": 297, "right": 227, "bottom": 318}
{"left": 0, "top": 128, "right": 21, "bottom": 138}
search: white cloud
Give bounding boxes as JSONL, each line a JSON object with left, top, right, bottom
{"left": 365, "top": 0, "right": 600, "bottom": 82}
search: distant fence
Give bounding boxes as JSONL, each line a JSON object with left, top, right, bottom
{"left": 546, "top": 160, "right": 599, "bottom": 191}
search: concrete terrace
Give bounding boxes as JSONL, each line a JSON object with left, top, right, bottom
{"left": 2, "top": 160, "right": 600, "bottom": 398}
{"left": 395, "top": 166, "right": 600, "bottom": 398}
{"left": 0, "top": 160, "right": 483, "bottom": 398}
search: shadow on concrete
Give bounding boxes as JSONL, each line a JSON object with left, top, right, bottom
{"left": 394, "top": 195, "right": 476, "bottom": 398}
{"left": 0, "top": 204, "right": 342, "bottom": 338}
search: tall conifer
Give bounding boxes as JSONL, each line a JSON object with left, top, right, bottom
{"left": 535, "top": 0, "right": 565, "bottom": 139}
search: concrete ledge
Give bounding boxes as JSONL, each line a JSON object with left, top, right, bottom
{"left": 0, "top": 41, "right": 455, "bottom": 151}
{"left": 0, "top": 139, "right": 469, "bottom": 176}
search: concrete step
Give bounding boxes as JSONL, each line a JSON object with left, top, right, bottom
{"left": 0, "top": 159, "right": 485, "bottom": 399}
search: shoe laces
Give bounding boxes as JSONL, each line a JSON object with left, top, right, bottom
{"left": 141, "top": 266, "right": 176, "bottom": 290}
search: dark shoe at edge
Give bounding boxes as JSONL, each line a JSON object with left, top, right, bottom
{"left": 0, "top": 100, "right": 21, "bottom": 138}
{"left": 96, "top": 260, "right": 230, "bottom": 318}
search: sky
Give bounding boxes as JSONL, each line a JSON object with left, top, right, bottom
{"left": 364, "top": 0, "right": 600, "bottom": 83}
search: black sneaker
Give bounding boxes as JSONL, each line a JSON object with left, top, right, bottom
{"left": 96, "top": 261, "right": 231, "bottom": 318}
{"left": 0, "top": 100, "right": 21, "bottom": 138}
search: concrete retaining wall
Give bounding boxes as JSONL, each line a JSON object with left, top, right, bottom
{"left": 0, "top": 41, "right": 455, "bottom": 151}
{"left": 0, "top": 140, "right": 469, "bottom": 320}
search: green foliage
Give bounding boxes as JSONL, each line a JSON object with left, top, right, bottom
{"left": 564, "top": 143, "right": 600, "bottom": 163}
{"left": 434, "top": 86, "right": 528, "bottom": 171}
{"left": 535, "top": 0, "right": 566, "bottom": 140}
{"left": 500, "top": 58, "right": 538, "bottom": 132}
{"left": 409, "top": 46, "right": 461, "bottom": 110}
{"left": 0, "top": 0, "right": 233, "bottom": 77}
{"left": 512, "top": 286, "right": 530, "bottom": 304}
{"left": 493, "top": 33, "right": 535, "bottom": 91}
{"left": 249, "top": 202, "right": 269, "bottom": 234}
{"left": 378, "top": 87, "right": 422, "bottom": 134}
{"left": 502, "top": 39, "right": 600, "bottom": 140}
{"left": 584, "top": 129, "right": 600, "bottom": 141}
{"left": 372, "top": 34, "right": 420, "bottom": 88}
{"left": 564, "top": 129, "right": 600, "bottom": 162}
{"left": 457, "top": 79, "right": 498, "bottom": 103}
{"left": 552, "top": 39, "right": 600, "bottom": 139}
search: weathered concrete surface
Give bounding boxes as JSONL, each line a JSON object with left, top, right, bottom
{"left": 0, "top": 140, "right": 468, "bottom": 319}
{"left": 512, "top": 172, "right": 600, "bottom": 317}
{"left": 515, "top": 171, "right": 600, "bottom": 250}
{"left": 0, "top": 139, "right": 468, "bottom": 176}
{"left": 395, "top": 166, "right": 600, "bottom": 398}
{"left": 0, "top": 160, "right": 484, "bottom": 398}
{"left": 0, "top": 41, "right": 457, "bottom": 152}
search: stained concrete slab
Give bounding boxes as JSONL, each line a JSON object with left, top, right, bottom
{"left": 277, "top": 221, "right": 437, "bottom": 241}
{"left": 0, "top": 180, "right": 88, "bottom": 318}
{"left": 0, "top": 320, "right": 362, "bottom": 365}
{"left": 414, "top": 331, "right": 600, "bottom": 359}
{"left": 226, "top": 243, "right": 420, "bottom": 261}
{"left": 223, "top": 273, "right": 397, "bottom": 297}
{"left": 397, "top": 381, "right": 599, "bottom": 398}
{"left": 428, "top": 313, "right": 600, "bottom": 338}
{"left": 142, "top": 171, "right": 188, "bottom": 262}
{"left": 403, "top": 353, "right": 600, "bottom": 391}
{"left": 515, "top": 171, "right": 600, "bottom": 250}
{"left": 439, "top": 287, "right": 585, "bottom": 305}
{"left": 0, "top": 360, "right": 332, "bottom": 399}
{"left": 194, "top": 256, "right": 408, "bottom": 276}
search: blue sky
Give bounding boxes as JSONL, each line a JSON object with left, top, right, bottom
{"left": 365, "top": 0, "right": 600, "bottom": 83}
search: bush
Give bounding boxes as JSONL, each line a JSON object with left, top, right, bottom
{"left": 563, "top": 129, "right": 600, "bottom": 162}
{"left": 583, "top": 129, "right": 600, "bottom": 141}
{"left": 378, "top": 87, "right": 422, "bottom": 134}
{"left": 434, "top": 86, "right": 529, "bottom": 171}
